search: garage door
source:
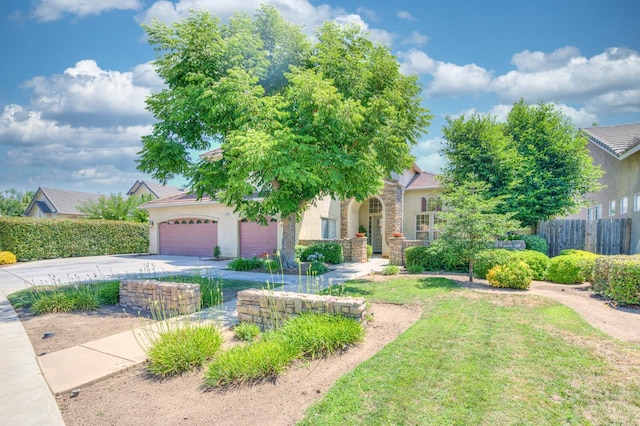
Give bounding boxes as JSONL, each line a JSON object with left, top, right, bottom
{"left": 239, "top": 219, "right": 278, "bottom": 258}
{"left": 159, "top": 219, "right": 218, "bottom": 257}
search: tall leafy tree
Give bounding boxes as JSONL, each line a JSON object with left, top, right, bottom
{"left": 138, "top": 6, "right": 432, "bottom": 266}
{"left": 441, "top": 100, "right": 602, "bottom": 228}
{"left": 434, "top": 179, "right": 520, "bottom": 282}
{"left": 78, "top": 194, "right": 153, "bottom": 222}
{"left": 0, "top": 189, "right": 34, "bottom": 216}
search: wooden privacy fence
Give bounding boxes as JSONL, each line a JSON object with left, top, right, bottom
{"left": 537, "top": 219, "right": 632, "bottom": 257}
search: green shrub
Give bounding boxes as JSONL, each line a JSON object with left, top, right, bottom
{"left": 294, "top": 245, "right": 306, "bottom": 261}
{"left": 406, "top": 264, "right": 423, "bottom": 274}
{"left": 593, "top": 255, "right": 640, "bottom": 305}
{"left": 213, "top": 245, "right": 221, "bottom": 259}
{"left": 486, "top": 261, "right": 533, "bottom": 289}
{"left": 520, "top": 235, "right": 548, "bottom": 254}
{"left": 404, "top": 244, "right": 467, "bottom": 273}
{"left": 367, "top": 244, "right": 373, "bottom": 259}
{"left": 559, "top": 249, "right": 595, "bottom": 257}
{"left": 147, "top": 324, "right": 224, "bottom": 377}
{"left": 307, "top": 260, "right": 328, "bottom": 275}
{"left": 97, "top": 281, "right": 120, "bottom": 305}
{"left": 227, "top": 257, "right": 264, "bottom": 271}
{"left": 382, "top": 265, "right": 400, "bottom": 275}
{"left": 545, "top": 252, "right": 598, "bottom": 284}
{"left": 233, "top": 322, "right": 261, "bottom": 342}
{"left": 0, "top": 217, "right": 148, "bottom": 261}
{"left": 279, "top": 312, "right": 365, "bottom": 359}
{"left": 300, "top": 243, "right": 343, "bottom": 264}
{"left": 512, "top": 250, "right": 550, "bottom": 281}
{"left": 0, "top": 251, "right": 17, "bottom": 264}
{"left": 473, "top": 249, "right": 515, "bottom": 279}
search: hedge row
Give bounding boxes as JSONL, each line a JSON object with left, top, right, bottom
{"left": 299, "top": 243, "right": 344, "bottom": 264}
{"left": 592, "top": 255, "right": 640, "bottom": 305}
{"left": 0, "top": 217, "right": 149, "bottom": 261}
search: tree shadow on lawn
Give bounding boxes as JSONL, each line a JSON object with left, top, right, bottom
{"left": 415, "top": 277, "right": 461, "bottom": 291}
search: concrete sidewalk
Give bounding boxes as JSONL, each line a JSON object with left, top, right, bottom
{"left": 0, "top": 255, "right": 388, "bottom": 422}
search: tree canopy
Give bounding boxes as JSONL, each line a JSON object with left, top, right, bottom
{"left": 441, "top": 100, "right": 602, "bottom": 228}
{"left": 0, "top": 189, "right": 34, "bottom": 216}
{"left": 138, "top": 6, "right": 432, "bottom": 265}
{"left": 434, "top": 179, "right": 520, "bottom": 282}
{"left": 77, "top": 194, "right": 153, "bottom": 222}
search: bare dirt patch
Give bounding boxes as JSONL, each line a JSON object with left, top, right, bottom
{"left": 55, "top": 303, "right": 422, "bottom": 426}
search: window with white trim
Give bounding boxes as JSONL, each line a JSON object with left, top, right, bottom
{"left": 321, "top": 218, "right": 336, "bottom": 239}
{"left": 620, "top": 196, "right": 628, "bottom": 215}
{"left": 416, "top": 214, "right": 429, "bottom": 240}
{"left": 635, "top": 193, "right": 640, "bottom": 212}
{"left": 586, "top": 207, "right": 593, "bottom": 220}
{"left": 594, "top": 204, "right": 602, "bottom": 219}
{"left": 609, "top": 200, "right": 616, "bottom": 216}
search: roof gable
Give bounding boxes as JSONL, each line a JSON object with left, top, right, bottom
{"left": 127, "top": 180, "right": 184, "bottom": 199}
{"left": 582, "top": 123, "right": 640, "bottom": 159}
{"left": 25, "top": 187, "right": 103, "bottom": 216}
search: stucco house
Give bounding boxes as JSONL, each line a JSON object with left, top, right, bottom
{"left": 567, "top": 123, "right": 640, "bottom": 254}
{"left": 23, "top": 187, "right": 104, "bottom": 219}
{"left": 141, "top": 164, "right": 443, "bottom": 258}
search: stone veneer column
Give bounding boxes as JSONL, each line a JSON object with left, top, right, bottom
{"left": 340, "top": 199, "right": 352, "bottom": 238}
{"left": 389, "top": 236, "right": 405, "bottom": 265}
{"left": 382, "top": 181, "right": 403, "bottom": 244}
{"left": 352, "top": 236, "right": 368, "bottom": 262}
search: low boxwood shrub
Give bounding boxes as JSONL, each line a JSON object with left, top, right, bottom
{"left": 227, "top": 257, "right": 264, "bottom": 271}
{"left": 592, "top": 255, "right": 640, "bottom": 305}
{"left": 381, "top": 265, "right": 400, "bottom": 275}
{"left": 0, "top": 251, "right": 17, "bottom": 264}
{"left": 367, "top": 244, "right": 373, "bottom": 259}
{"left": 545, "top": 251, "right": 598, "bottom": 284}
{"left": 406, "top": 264, "right": 423, "bottom": 274}
{"left": 147, "top": 323, "right": 224, "bottom": 377}
{"left": 512, "top": 250, "right": 550, "bottom": 281}
{"left": 473, "top": 249, "right": 515, "bottom": 279}
{"left": 307, "top": 260, "right": 328, "bottom": 275}
{"left": 404, "top": 244, "right": 467, "bottom": 273}
{"left": 300, "top": 243, "right": 343, "bottom": 264}
{"left": 486, "top": 261, "right": 533, "bottom": 289}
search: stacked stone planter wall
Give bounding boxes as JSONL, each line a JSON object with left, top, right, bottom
{"left": 389, "top": 237, "right": 429, "bottom": 266}
{"left": 237, "top": 289, "right": 366, "bottom": 329}
{"left": 298, "top": 237, "right": 367, "bottom": 263}
{"left": 494, "top": 240, "right": 526, "bottom": 250}
{"left": 120, "top": 279, "right": 201, "bottom": 314}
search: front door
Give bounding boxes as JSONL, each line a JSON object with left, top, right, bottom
{"left": 369, "top": 215, "right": 383, "bottom": 253}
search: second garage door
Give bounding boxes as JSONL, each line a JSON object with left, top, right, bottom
{"left": 159, "top": 219, "right": 218, "bottom": 257}
{"left": 239, "top": 219, "right": 278, "bottom": 258}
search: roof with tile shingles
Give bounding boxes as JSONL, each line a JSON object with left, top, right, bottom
{"left": 25, "top": 187, "right": 103, "bottom": 216}
{"left": 127, "top": 180, "right": 184, "bottom": 199}
{"left": 582, "top": 123, "right": 640, "bottom": 159}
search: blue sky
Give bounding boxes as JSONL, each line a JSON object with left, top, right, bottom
{"left": 1, "top": 0, "right": 639, "bottom": 194}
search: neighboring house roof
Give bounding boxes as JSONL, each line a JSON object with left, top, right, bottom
{"left": 126, "top": 180, "right": 184, "bottom": 199}
{"left": 24, "top": 187, "right": 103, "bottom": 216}
{"left": 582, "top": 123, "right": 640, "bottom": 160}
{"left": 405, "top": 171, "right": 441, "bottom": 190}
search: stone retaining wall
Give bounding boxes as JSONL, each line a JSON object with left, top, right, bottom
{"left": 389, "top": 237, "right": 428, "bottom": 266}
{"left": 494, "top": 240, "right": 526, "bottom": 250}
{"left": 120, "top": 279, "right": 201, "bottom": 314}
{"left": 237, "top": 289, "right": 366, "bottom": 328}
{"left": 298, "top": 237, "right": 367, "bottom": 263}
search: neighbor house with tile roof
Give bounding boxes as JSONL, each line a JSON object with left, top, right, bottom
{"left": 127, "top": 180, "right": 184, "bottom": 199}
{"left": 140, "top": 164, "right": 443, "bottom": 259}
{"left": 566, "top": 123, "right": 640, "bottom": 254}
{"left": 23, "top": 187, "right": 103, "bottom": 219}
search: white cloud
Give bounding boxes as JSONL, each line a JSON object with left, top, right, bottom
{"left": 22, "top": 60, "right": 160, "bottom": 127}
{"left": 413, "top": 137, "right": 445, "bottom": 173}
{"left": 556, "top": 104, "right": 599, "bottom": 128}
{"left": 492, "top": 47, "right": 640, "bottom": 103}
{"left": 32, "top": 0, "right": 141, "bottom": 21}
{"left": 399, "top": 49, "right": 492, "bottom": 97}
{"left": 356, "top": 7, "right": 377, "bottom": 21}
{"left": 333, "top": 14, "right": 395, "bottom": 46}
{"left": 511, "top": 46, "right": 580, "bottom": 72}
{"left": 585, "top": 89, "right": 640, "bottom": 114}
{"left": 401, "top": 31, "right": 428, "bottom": 47}
{"left": 397, "top": 10, "right": 416, "bottom": 21}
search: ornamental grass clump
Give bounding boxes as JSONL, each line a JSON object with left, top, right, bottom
{"left": 147, "top": 323, "right": 224, "bottom": 377}
{"left": 486, "top": 261, "right": 533, "bottom": 289}
{"left": 382, "top": 265, "right": 400, "bottom": 276}
{"left": 233, "top": 322, "right": 261, "bottom": 342}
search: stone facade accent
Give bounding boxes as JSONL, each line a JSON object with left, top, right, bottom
{"left": 120, "top": 279, "right": 201, "bottom": 314}
{"left": 298, "top": 238, "right": 366, "bottom": 263}
{"left": 494, "top": 240, "right": 526, "bottom": 251}
{"left": 389, "top": 237, "right": 429, "bottom": 265}
{"left": 237, "top": 289, "right": 366, "bottom": 329}
{"left": 381, "top": 180, "right": 403, "bottom": 243}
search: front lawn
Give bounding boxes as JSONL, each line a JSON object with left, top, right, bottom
{"left": 303, "top": 277, "right": 640, "bottom": 424}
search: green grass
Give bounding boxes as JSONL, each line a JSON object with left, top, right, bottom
{"left": 301, "top": 277, "right": 640, "bottom": 425}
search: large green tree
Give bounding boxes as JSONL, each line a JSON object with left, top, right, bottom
{"left": 434, "top": 179, "right": 520, "bottom": 282}
{"left": 0, "top": 189, "right": 34, "bottom": 216}
{"left": 138, "top": 6, "right": 432, "bottom": 266}
{"left": 77, "top": 194, "right": 153, "bottom": 222}
{"left": 441, "top": 100, "right": 602, "bottom": 228}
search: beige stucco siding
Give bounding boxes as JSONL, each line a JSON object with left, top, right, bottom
{"left": 298, "top": 197, "right": 341, "bottom": 240}
{"left": 402, "top": 189, "right": 441, "bottom": 239}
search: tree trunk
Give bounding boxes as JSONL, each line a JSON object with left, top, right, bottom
{"left": 468, "top": 258, "right": 474, "bottom": 282}
{"left": 280, "top": 212, "right": 298, "bottom": 269}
